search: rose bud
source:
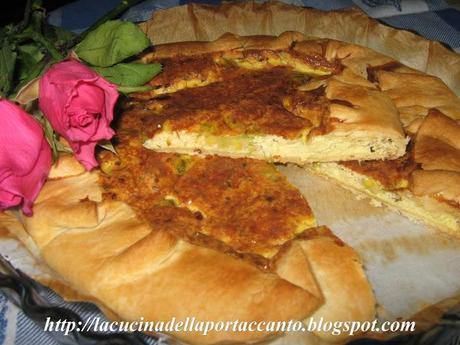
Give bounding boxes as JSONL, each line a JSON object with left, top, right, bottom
{"left": 39, "top": 60, "right": 119, "bottom": 170}
{"left": 0, "top": 100, "right": 52, "bottom": 216}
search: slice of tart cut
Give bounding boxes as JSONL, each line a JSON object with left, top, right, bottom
{"left": 135, "top": 32, "right": 407, "bottom": 164}
{"left": 101, "top": 151, "right": 317, "bottom": 260}
{"left": 307, "top": 110, "right": 460, "bottom": 236}
{"left": 100, "top": 103, "right": 317, "bottom": 262}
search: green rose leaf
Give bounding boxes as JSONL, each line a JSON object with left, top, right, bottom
{"left": 17, "top": 44, "right": 45, "bottom": 81}
{"left": 33, "top": 110, "right": 73, "bottom": 163}
{"left": 75, "top": 20, "right": 151, "bottom": 67}
{"left": 0, "top": 43, "right": 17, "bottom": 97}
{"left": 34, "top": 110, "right": 59, "bottom": 162}
{"left": 14, "top": 59, "right": 50, "bottom": 95}
{"left": 94, "top": 62, "right": 161, "bottom": 86}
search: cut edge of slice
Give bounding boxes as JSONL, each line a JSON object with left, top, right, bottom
{"left": 306, "top": 162, "right": 460, "bottom": 236}
{"left": 144, "top": 130, "right": 408, "bottom": 164}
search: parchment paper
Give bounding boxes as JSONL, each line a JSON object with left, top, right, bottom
{"left": 1, "top": 2, "right": 459, "bottom": 344}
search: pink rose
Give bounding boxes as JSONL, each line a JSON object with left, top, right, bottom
{"left": 39, "top": 60, "right": 118, "bottom": 170}
{"left": 0, "top": 100, "right": 52, "bottom": 216}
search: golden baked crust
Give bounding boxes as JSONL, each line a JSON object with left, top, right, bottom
{"left": 410, "top": 111, "right": 460, "bottom": 207}
{"left": 410, "top": 170, "right": 460, "bottom": 207}
{"left": 296, "top": 229, "right": 377, "bottom": 342}
{"left": 376, "top": 71, "right": 460, "bottom": 134}
{"left": 137, "top": 32, "right": 407, "bottom": 163}
{"left": 413, "top": 110, "right": 460, "bottom": 173}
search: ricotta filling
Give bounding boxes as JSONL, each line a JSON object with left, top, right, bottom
{"left": 144, "top": 130, "right": 407, "bottom": 164}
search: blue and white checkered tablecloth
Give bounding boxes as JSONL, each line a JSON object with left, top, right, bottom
{"left": 2, "top": 1, "right": 460, "bottom": 344}
{"left": 47, "top": 0, "right": 460, "bottom": 51}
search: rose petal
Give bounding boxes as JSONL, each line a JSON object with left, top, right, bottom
{"left": 70, "top": 141, "right": 99, "bottom": 170}
{"left": 0, "top": 100, "right": 52, "bottom": 215}
{"left": 0, "top": 189, "right": 22, "bottom": 210}
{"left": 39, "top": 59, "right": 119, "bottom": 171}
{"left": 0, "top": 100, "right": 46, "bottom": 176}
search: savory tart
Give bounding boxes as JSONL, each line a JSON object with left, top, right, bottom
{"left": 134, "top": 32, "right": 407, "bottom": 164}
{"left": 0, "top": 89, "right": 376, "bottom": 344}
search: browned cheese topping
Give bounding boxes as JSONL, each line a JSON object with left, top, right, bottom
{"left": 129, "top": 49, "right": 340, "bottom": 139}
{"left": 340, "top": 151, "right": 418, "bottom": 190}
